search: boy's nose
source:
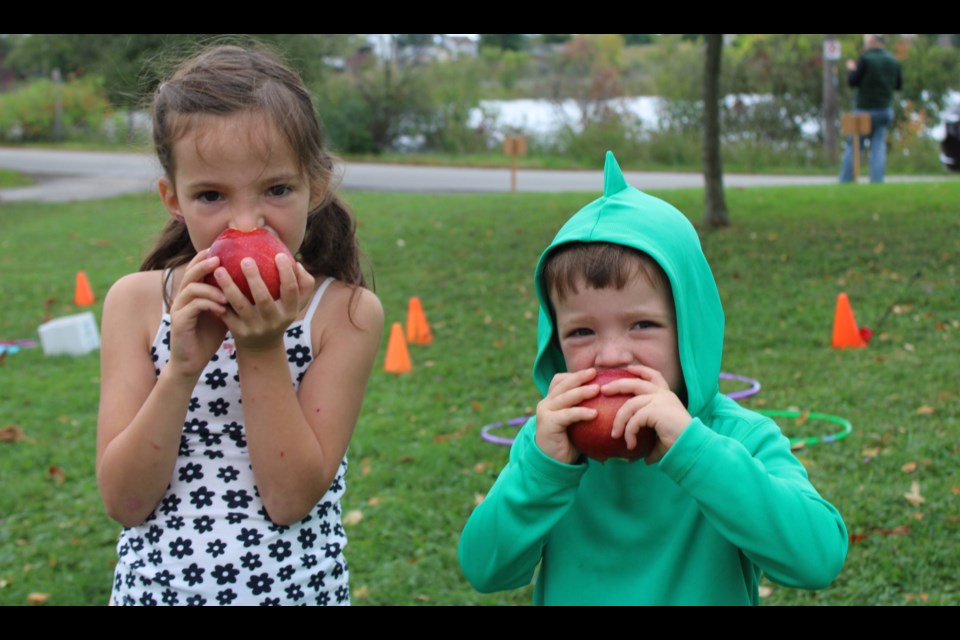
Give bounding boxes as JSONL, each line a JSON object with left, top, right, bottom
{"left": 594, "top": 338, "right": 634, "bottom": 369}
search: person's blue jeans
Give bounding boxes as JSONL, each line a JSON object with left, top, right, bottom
{"left": 839, "top": 107, "right": 894, "bottom": 183}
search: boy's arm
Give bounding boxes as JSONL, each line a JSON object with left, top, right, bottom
{"left": 458, "top": 418, "right": 588, "bottom": 593}
{"left": 658, "top": 411, "right": 848, "bottom": 590}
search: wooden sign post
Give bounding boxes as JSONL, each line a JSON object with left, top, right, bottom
{"left": 841, "top": 113, "right": 872, "bottom": 182}
{"left": 503, "top": 136, "right": 527, "bottom": 193}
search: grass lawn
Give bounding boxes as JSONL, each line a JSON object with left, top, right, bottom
{"left": 1, "top": 181, "right": 957, "bottom": 605}
{"left": 0, "top": 168, "right": 33, "bottom": 188}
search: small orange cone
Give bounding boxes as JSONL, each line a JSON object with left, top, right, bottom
{"left": 74, "top": 271, "right": 95, "bottom": 306}
{"left": 831, "top": 292, "right": 867, "bottom": 348}
{"left": 406, "top": 296, "right": 433, "bottom": 345}
{"left": 384, "top": 322, "right": 412, "bottom": 373}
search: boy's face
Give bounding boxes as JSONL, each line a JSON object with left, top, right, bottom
{"left": 551, "top": 272, "right": 682, "bottom": 395}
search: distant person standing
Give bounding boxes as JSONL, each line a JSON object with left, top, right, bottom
{"left": 839, "top": 34, "right": 903, "bottom": 184}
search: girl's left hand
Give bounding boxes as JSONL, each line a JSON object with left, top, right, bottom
{"left": 601, "top": 363, "right": 692, "bottom": 463}
{"left": 214, "top": 253, "right": 315, "bottom": 351}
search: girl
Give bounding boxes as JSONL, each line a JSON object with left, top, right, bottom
{"left": 96, "top": 45, "right": 383, "bottom": 606}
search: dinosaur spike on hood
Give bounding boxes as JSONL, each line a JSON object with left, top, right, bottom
{"left": 603, "top": 150, "right": 629, "bottom": 197}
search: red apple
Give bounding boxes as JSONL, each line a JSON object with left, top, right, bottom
{"left": 568, "top": 369, "right": 657, "bottom": 462}
{"left": 204, "top": 228, "right": 294, "bottom": 303}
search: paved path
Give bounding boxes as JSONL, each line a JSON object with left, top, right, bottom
{"left": 0, "top": 148, "right": 950, "bottom": 203}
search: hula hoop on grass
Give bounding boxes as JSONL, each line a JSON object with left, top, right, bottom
{"left": 719, "top": 372, "right": 761, "bottom": 400}
{"left": 481, "top": 416, "right": 530, "bottom": 446}
{"left": 756, "top": 409, "right": 853, "bottom": 447}
{"left": 480, "top": 372, "right": 764, "bottom": 447}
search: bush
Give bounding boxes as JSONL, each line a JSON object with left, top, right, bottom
{"left": 0, "top": 77, "right": 111, "bottom": 143}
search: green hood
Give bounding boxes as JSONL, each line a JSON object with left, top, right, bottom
{"left": 532, "top": 151, "right": 724, "bottom": 418}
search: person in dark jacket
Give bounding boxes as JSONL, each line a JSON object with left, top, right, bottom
{"left": 839, "top": 34, "right": 902, "bottom": 184}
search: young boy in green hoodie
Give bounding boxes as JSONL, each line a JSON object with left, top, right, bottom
{"left": 458, "top": 152, "right": 848, "bottom": 605}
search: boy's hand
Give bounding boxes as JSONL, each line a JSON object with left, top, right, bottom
{"left": 600, "top": 364, "right": 692, "bottom": 464}
{"left": 535, "top": 368, "right": 600, "bottom": 465}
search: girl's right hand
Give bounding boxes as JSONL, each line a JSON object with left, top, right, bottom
{"left": 167, "top": 249, "right": 229, "bottom": 378}
{"left": 534, "top": 368, "right": 600, "bottom": 465}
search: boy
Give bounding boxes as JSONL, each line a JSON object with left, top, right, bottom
{"left": 458, "top": 152, "right": 847, "bottom": 605}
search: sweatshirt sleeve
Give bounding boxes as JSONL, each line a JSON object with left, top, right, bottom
{"left": 458, "top": 418, "right": 588, "bottom": 593}
{"left": 657, "top": 413, "right": 848, "bottom": 590}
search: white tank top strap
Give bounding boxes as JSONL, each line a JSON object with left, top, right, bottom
{"left": 304, "top": 276, "right": 335, "bottom": 324}
{"left": 162, "top": 268, "right": 174, "bottom": 315}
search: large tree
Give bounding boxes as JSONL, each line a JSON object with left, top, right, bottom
{"left": 702, "top": 34, "right": 729, "bottom": 228}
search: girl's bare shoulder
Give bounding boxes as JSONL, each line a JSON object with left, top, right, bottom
{"left": 312, "top": 281, "right": 383, "bottom": 340}
{"left": 102, "top": 271, "right": 166, "bottom": 340}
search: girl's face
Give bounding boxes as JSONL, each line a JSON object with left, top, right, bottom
{"left": 158, "top": 112, "right": 321, "bottom": 257}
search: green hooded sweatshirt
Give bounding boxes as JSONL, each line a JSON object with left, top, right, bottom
{"left": 458, "top": 152, "right": 848, "bottom": 605}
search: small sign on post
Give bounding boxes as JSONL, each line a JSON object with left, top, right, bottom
{"left": 502, "top": 135, "right": 527, "bottom": 193}
{"left": 841, "top": 113, "right": 872, "bottom": 182}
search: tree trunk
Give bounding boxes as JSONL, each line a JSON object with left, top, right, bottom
{"left": 702, "top": 34, "right": 729, "bottom": 228}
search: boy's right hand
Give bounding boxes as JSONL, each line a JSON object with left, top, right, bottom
{"left": 535, "top": 368, "right": 600, "bottom": 465}
{"left": 167, "top": 249, "right": 229, "bottom": 379}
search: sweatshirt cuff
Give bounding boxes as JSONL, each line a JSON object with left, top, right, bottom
{"left": 525, "top": 434, "right": 590, "bottom": 487}
{"left": 657, "top": 417, "right": 713, "bottom": 484}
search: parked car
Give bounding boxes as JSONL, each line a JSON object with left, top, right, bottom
{"left": 940, "top": 103, "right": 960, "bottom": 172}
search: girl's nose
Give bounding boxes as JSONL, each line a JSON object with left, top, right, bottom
{"left": 230, "top": 199, "right": 265, "bottom": 232}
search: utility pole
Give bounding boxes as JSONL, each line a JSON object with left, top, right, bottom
{"left": 822, "top": 34, "right": 840, "bottom": 157}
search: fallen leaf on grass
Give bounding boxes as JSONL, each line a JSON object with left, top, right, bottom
{"left": 849, "top": 532, "right": 870, "bottom": 544}
{"left": 398, "top": 456, "right": 415, "bottom": 464}
{"left": 911, "top": 513, "right": 925, "bottom": 521}
{"left": 343, "top": 510, "right": 363, "bottom": 526}
{"left": 790, "top": 441, "right": 806, "bottom": 451}
{"left": 367, "top": 497, "right": 383, "bottom": 507}
{"left": 0, "top": 425, "right": 25, "bottom": 442}
{"left": 473, "top": 462, "right": 490, "bottom": 474}
{"left": 794, "top": 410, "right": 810, "bottom": 427}
{"left": 360, "top": 457, "right": 372, "bottom": 477}
{"left": 26, "top": 593, "right": 49, "bottom": 605}
{"left": 474, "top": 493, "right": 485, "bottom": 506}
{"left": 901, "top": 461, "right": 918, "bottom": 473}
{"left": 416, "top": 594, "right": 430, "bottom": 602}
{"left": 904, "top": 593, "right": 929, "bottom": 603}
{"left": 759, "top": 585, "right": 774, "bottom": 598}
{"left": 48, "top": 466, "right": 65, "bottom": 484}
{"left": 947, "top": 515, "right": 960, "bottom": 524}
{"left": 862, "top": 447, "right": 881, "bottom": 457}
{"left": 915, "top": 405, "right": 936, "bottom": 415}
{"left": 904, "top": 482, "right": 925, "bottom": 506}
{"left": 0, "top": 578, "right": 8, "bottom": 589}
{"left": 903, "top": 343, "right": 915, "bottom": 352}
{"left": 353, "top": 586, "right": 369, "bottom": 599}
{"left": 951, "top": 486, "right": 960, "bottom": 495}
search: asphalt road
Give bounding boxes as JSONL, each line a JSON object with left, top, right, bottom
{"left": 0, "top": 148, "right": 949, "bottom": 203}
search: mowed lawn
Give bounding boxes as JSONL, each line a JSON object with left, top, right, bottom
{"left": 1, "top": 179, "right": 958, "bottom": 605}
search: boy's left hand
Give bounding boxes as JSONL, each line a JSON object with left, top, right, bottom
{"left": 600, "top": 364, "right": 691, "bottom": 464}
{"left": 214, "top": 253, "right": 315, "bottom": 351}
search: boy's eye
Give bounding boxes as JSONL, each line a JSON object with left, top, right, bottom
{"left": 569, "top": 328, "right": 593, "bottom": 337}
{"left": 267, "top": 184, "right": 292, "bottom": 197}
{"left": 633, "top": 320, "right": 657, "bottom": 330}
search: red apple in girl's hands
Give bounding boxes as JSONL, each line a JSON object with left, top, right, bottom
{"left": 204, "top": 228, "right": 294, "bottom": 303}
{"left": 568, "top": 369, "right": 657, "bottom": 462}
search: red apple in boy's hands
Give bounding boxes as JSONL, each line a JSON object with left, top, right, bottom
{"left": 568, "top": 369, "right": 657, "bottom": 462}
{"left": 204, "top": 228, "right": 294, "bottom": 303}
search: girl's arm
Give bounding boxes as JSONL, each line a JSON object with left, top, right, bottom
{"left": 238, "top": 280, "right": 383, "bottom": 525}
{"left": 97, "top": 255, "right": 229, "bottom": 527}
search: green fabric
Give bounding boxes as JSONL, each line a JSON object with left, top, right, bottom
{"left": 458, "top": 152, "right": 848, "bottom": 605}
{"left": 855, "top": 48, "right": 901, "bottom": 110}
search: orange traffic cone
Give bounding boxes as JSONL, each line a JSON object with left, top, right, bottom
{"left": 406, "top": 296, "right": 433, "bottom": 345}
{"left": 74, "top": 271, "right": 95, "bottom": 306}
{"left": 831, "top": 292, "right": 867, "bottom": 348}
{"left": 384, "top": 322, "right": 412, "bottom": 373}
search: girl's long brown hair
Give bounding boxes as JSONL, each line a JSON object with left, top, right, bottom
{"left": 140, "top": 44, "right": 369, "bottom": 305}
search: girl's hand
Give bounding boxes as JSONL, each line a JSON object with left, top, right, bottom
{"left": 602, "top": 364, "right": 692, "bottom": 464}
{"left": 167, "top": 249, "right": 229, "bottom": 378}
{"left": 215, "top": 252, "right": 315, "bottom": 351}
{"left": 535, "top": 368, "right": 600, "bottom": 465}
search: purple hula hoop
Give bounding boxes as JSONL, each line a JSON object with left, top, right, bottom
{"left": 481, "top": 372, "right": 762, "bottom": 446}
{"left": 719, "top": 371, "right": 761, "bottom": 400}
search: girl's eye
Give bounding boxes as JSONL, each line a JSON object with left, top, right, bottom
{"left": 197, "top": 191, "right": 222, "bottom": 203}
{"left": 268, "top": 185, "right": 292, "bottom": 197}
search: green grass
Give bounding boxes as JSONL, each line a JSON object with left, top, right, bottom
{"left": 0, "top": 168, "right": 33, "bottom": 188}
{"left": 1, "top": 183, "right": 958, "bottom": 605}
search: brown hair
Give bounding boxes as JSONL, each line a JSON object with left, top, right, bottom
{"left": 140, "top": 44, "right": 369, "bottom": 301}
{"left": 542, "top": 242, "right": 671, "bottom": 305}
